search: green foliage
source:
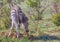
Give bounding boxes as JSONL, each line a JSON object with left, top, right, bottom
{"left": 0, "top": 7, "right": 11, "bottom": 29}
{"left": 31, "top": 14, "right": 38, "bottom": 21}
{"left": 3, "top": 0, "right": 8, "bottom": 4}
{"left": 26, "top": 0, "right": 43, "bottom": 20}
{"left": 55, "top": 0, "right": 60, "bottom": 2}
{"left": 26, "top": 0, "right": 38, "bottom": 7}
{"left": 0, "top": 36, "right": 31, "bottom": 42}
{"left": 52, "top": 13, "right": 60, "bottom": 26}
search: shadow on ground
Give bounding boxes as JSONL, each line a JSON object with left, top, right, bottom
{"left": 29, "top": 34, "right": 60, "bottom": 41}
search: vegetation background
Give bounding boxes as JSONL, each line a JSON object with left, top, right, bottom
{"left": 0, "top": 0, "right": 60, "bottom": 42}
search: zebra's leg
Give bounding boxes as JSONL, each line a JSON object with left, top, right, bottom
{"left": 14, "top": 21, "right": 20, "bottom": 38}
{"left": 8, "top": 21, "right": 14, "bottom": 37}
{"left": 23, "top": 21, "right": 29, "bottom": 36}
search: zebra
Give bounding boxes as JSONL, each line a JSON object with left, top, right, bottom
{"left": 8, "top": 3, "right": 29, "bottom": 38}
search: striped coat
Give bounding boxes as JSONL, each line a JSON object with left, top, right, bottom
{"left": 9, "top": 4, "right": 29, "bottom": 37}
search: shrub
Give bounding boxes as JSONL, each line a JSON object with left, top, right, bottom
{"left": 0, "top": 7, "right": 11, "bottom": 29}
{"left": 52, "top": 13, "right": 60, "bottom": 26}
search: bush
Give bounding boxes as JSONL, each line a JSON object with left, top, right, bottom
{"left": 52, "top": 13, "right": 60, "bottom": 26}
{"left": 0, "top": 7, "right": 11, "bottom": 29}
